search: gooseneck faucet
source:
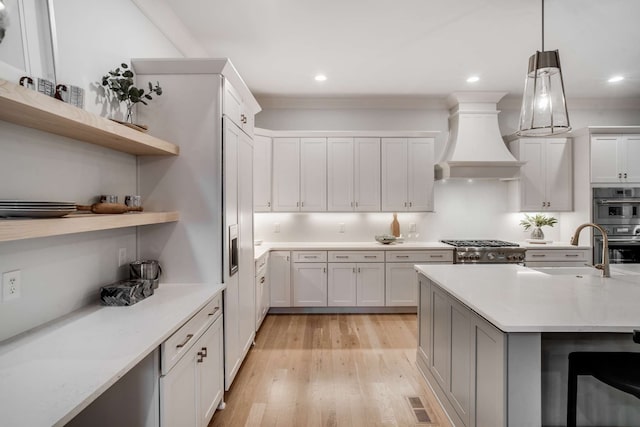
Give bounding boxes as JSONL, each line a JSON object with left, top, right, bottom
{"left": 570, "top": 223, "right": 610, "bottom": 278}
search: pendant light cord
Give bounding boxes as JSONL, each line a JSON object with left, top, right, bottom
{"left": 541, "top": 0, "right": 545, "bottom": 51}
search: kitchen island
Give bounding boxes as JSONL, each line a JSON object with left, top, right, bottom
{"left": 415, "top": 264, "right": 640, "bottom": 427}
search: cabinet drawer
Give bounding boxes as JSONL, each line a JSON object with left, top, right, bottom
{"left": 386, "top": 250, "right": 453, "bottom": 263}
{"left": 328, "top": 251, "right": 384, "bottom": 262}
{"left": 255, "top": 254, "right": 267, "bottom": 274}
{"left": 292, "top": 251, "right": 327, "bottom": 263}
{"left": 525, "top": 249, "right": 589, "bottom": 262}
{"left": 161, "top": 294, "right": 222, "bottom": 375}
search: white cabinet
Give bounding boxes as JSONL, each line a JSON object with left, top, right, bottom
{"left": 356, "top": 263, "right": 385, "bottom": 306}
{"left": 382, "top": 138, "right": 435, "bottom": 211}
{"left": 385, "top": 250, "right": 452, "bottom": 306}
{"left": 253, "top": 134, "right": 272, "bottom": 212}
{"left": 272, "top": 138, "right": 327, "bottom": 211}
{"left": 327, "top": 257, "right": 385, "bottom": 307}
{"left": 417, "top": 275, "right": 506, "bottom": 427}
{"left": 160, "top": 297, "right": 224, "bottom": 427}
{"left": 524, "top": 248, "right": 590, "bottom": 267}
{"left": 269, "top": 251, "right": 291, "bottom": 307}
{"left": 292, "top": 251, "right": 327, "bottom": 306}
{"left": 327, "top": 263, "right": 357, "bottom": 306}
{"left": 591, "top": 135, "right": 640, "bottom": 183}
{"left": 224, "top": 80, "right": 255, "bottom": 136}
{"left": 509, "top": 137, "right": 572, "bottom": 211}
{"left": 327, "top": 137, "right": 381, "bottom": 211}
{"left": 255, "top": 254, "right": 269, "bottom": 330}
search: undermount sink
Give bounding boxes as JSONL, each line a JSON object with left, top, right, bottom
{"left": 530, "top": 266, "right": 603, "bottom": 277}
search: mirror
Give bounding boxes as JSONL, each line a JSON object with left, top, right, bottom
{"left": 0, "top": 0, "right": 57, "bottom": 85}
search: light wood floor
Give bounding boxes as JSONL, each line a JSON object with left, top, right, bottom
{"left": 209, "top": 313, "right": 452, "bottom": 427}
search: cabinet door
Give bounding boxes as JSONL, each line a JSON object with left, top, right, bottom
{"left": 160, "top": 343, "right": 198, "bottom": 427}
{"left": 269, "top": 251, "right": 291, "bottom": 307}
{"left": 327, "top": 263, "right": 357, "bottom": 306}
{"left": 253, "top": 134, "right": 272, "bottom": 212}
{"left": 327, "top": 138, "right": 355, "bottom": 211}
{"left": 381, "top": 138, "right": 409, "bottom": 211}
{"left": 430, "top": 285, "right": 451, "bottom": 392}
{"left": 622, "top": 135, "right": 640, "bottom": 183}
{"left": 223, "top": 81, "right": 242, "bottom": 128}
{"left": 473, "top": 317, "right": 506, "bottom": 427}
{"left": 418, "top": 278, "right": 432, "bottom": 365}
{"left": 545, "top": 138, "right": 572, "bottom": 211}
{"left": 385, "top": 263, "right": 418, "bottom": 306}
{"left": 356, "top": 263, "right": 385, "bottom": 306}
{"left": 255, "top": 275, "right": 263, "bottom": 330}
{"left": 354, "top": 138, "right": 381, "bottom": 211}
{"left": 261, "top": 267, "right": 270, "bottom": 321}
{"left": 519, "top": 139, "right": 546, "bottom": 211}
{"left": 199, "top": 318, "right": 224, "bottom": 427}
{"left": 300, "top": 138, "right": 327, "bottom": 211}
{"left": 591, "top": 136, "right": 621, "bottom": 183}
{"left": 224, "top": 119, "right": 240, "bottom": 226}
{"left": 449, "top": 298, "right": 472, "bottom": 426}
{"left": 407, "top": 138, "right": 435, "bottom": 211}
{"left": 272, "top": 138, "right": 300, "bottom": 211}
{"left": 293, "top": 263, "right": 327, "bottom": 306}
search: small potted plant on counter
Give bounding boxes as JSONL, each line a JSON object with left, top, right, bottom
{"left": 520, "top": 213, "right": 558, "bottom": 240}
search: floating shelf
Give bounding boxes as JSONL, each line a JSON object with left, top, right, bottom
{"left": 0, "top": 79, "right": 179, "bottom": 156}
{"left": 0, "top": 212, "right": 180, "bottom": 243}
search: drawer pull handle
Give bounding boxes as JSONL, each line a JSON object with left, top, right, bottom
{"left": 260, "top": 277, "right": 265, "bottom": 283}
{"left": 303, "top": 256, "right": 317, "bottom": 259}
{"left": 565, "top": 254, "right": 580, "bottom": 257}
{"left": 429, "top": 255, "right": 444, "bottom": 258}
{"left": 531, "top": 254, "right": 546, "bottom": 257}
{"left": 197, "top": 351, "right": 205, "bottom": 363}
{"left": 176, "top": 334, "right": 194, "bottom": 348}
{"left": 208, "top": 307, "right": 220, "bottom": 316}
{"left": 396, "top": 255, "right": 409, "bottom": 259}
{"left": 336, "top": 256, "right": 349, "bottom": 259}
{"left": 364, "top": 255, "right": 377, "bottom": 259}
{"left": 201, "top": 347, "right": 208, "bottom": 357}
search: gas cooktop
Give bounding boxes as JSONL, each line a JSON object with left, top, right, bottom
{"left": 440, "top": 239, "right": 520, "bottom": 248}
{"left": 441, "top": 240, "right": 525, "bottom": 263}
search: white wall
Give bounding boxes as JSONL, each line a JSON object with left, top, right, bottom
{"left": 254, "top": 98, "right": 640, "bottom": 244}
{"left": 0, "top": 0, "right": 181, "bottom": 342}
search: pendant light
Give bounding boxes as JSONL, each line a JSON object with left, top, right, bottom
{"left": 517, "top": 0, "right": 570, "bottom": 136}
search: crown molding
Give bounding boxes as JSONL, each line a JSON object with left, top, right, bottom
{"left": 255, "top": 95, "right": 449, "bottom": 110}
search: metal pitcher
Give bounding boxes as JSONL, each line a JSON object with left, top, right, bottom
{"left": 129, "top": 260, "right": 162, "bottom": 289}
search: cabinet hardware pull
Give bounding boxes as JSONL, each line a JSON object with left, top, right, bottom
{"left": 429, "top": 255, "right": 444, "bottom": 258}
{"left": 404, "top": 202, "right": 407, "bottom": 207}
{"left": 267, "top": 201, "right": 271, "bottom": 208}
{"left": 355, "top": 202, "right": 358, "bottom": 207}
{"left": 197, "top": 351, "right": 204, "bottom": 363}
{"left": 396, "top": 255, "right": 409, "bottom": 258}
{"left": 409, "top": 202, "right": 412, "bottom": 207}
{"left": 296, "top": 201, "right": 299, "bottom": 207}
{"left": 353, "top": 267, "right": 356, "bottom": 273}
{"left": 301, "top": 201, "right": 304, "bottom": 207}
{"left": 208, "top": 307, "right": 220, "bottom": 316}
{"left": 286, "top": 256, "right": 290, "bottom": 261}
{"left": 548, "top": 201, "right": 551, "bottom": 207}
{"left": 323, "top": 267, "right": 326, "bottom": 273}
{"left": 176, "top": 334, "right": 194, "bottom": 348}
{"left": 364, "top": 255, "right": 377, "bottom": 259}
{"left": 625, "top": 173, "right": 628, "bottom": 179}
{"left": 565, "top": 254, "right": 579, "bottom": 257}
{"left": 201, "top": 347, "right": 208, "bottom": 357}
{"left": 350, "top": 201, "right": 354, "bottom": 207}
{"left": 619, "top": 173, "right": 622, "bottom": 179}
{"left": 336, "top": 255, "right": 349, "bottom": 259}
{"left": 358, "top": 268, "right": 361, "bottom": 273}
{"left": 303, "top": 255, "right": 317, "bottom": 259}
{"left": 531, "top": 254, "right": 546, "bottom": 257}
{"left": 260, "top": 276, "right": 265, "bottom": 283}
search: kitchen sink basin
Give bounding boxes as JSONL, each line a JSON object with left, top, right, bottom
{"left": 529, "top": 266, "right": 603, "bottom": 277}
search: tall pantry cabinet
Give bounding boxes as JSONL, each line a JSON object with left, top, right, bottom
{"left": 133, "top": 60, "right": 261, "bottom": 400}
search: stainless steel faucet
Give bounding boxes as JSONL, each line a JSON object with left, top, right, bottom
{"left": 570, "top": 223, "right": 610, "bottom": 278}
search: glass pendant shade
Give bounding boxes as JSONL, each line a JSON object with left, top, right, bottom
{"left": 518, "top": 50, "right": 571, "bottom": 136}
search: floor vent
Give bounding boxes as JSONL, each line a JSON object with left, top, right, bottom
{"left": 405, "top": 396, "right": 433, "bottom": 424}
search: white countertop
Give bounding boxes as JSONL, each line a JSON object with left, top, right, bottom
{"left": 0, "top": 282, "right": 224, "bottom": 427}
{"left": 254, "top": 241, "right": 453, "bottom": 260}
{"left": 415, "top": 264, "right": 640, "bottom": 333}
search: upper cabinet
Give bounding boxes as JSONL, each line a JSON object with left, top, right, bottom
{"left": 591, "top": 135, "right": 640, "bottom": 183}
{"left": 224, "top": 81, "right": 255, "bottom": 136}
{"left": 327, "top": 137, "right": 381, "bottom": 211}
{"left": 253, "top": 133, "right": 272, "bottom": 212}
{"left": 508, "top": 137, "right": 573, "bottom": 212}
{"left": 381, "top": 138, "right": 435, "bottom": 212}
{"left": 272, "top": 137, "right": 327, "bottom": 212}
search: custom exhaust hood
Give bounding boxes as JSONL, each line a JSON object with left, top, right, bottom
{"left": 435, "top": 92, "right": 525, "bottom": 180}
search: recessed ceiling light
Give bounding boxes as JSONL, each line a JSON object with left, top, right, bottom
{"left": 608, "top": 75, "right": 624, "bottom": 83}
{"left": 314, "top": 74, "right": 327, "bottom": 82}
{"left": 466, "top": 76, "right": 480, "bottom": 83}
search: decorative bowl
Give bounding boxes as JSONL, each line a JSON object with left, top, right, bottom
{"left": 375, "top": 234, "right": 397, "bottom": 245}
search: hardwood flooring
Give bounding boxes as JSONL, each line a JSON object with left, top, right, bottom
{"left": 209, "top": 314, "right": 452, "bottom": 427}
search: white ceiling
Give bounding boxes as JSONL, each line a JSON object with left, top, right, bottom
{"left": 157, "top": 0, "right": 639, "bottom": 101}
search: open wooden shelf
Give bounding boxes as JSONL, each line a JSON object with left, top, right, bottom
{"left": 0, "top": 79, "right": 179, "bottom": 156}
{"left": 0, "top": 211, "right": 180, "bottom": 242}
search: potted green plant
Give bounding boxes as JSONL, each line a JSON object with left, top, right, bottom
{"left": 101, "top": 63, "right": 162, "bottom": 129}
{"left": 520, "top": 213, "right": 558, "bottom": 240}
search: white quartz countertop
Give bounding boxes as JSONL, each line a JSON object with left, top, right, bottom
{"left": 254, "top": 241, "right": 452, "bottom": 260}
{"left": 0, "top": 282, "right": 224, "bottom": 427}
{"left": 415, "top": 264, "right": 640, "bottom": 333}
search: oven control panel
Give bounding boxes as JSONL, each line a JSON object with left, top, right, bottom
{"left": 455, "top": 248, "right": 526, "bottom": 264}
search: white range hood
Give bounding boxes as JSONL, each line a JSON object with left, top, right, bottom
{"left": 435, "top": 92, "right": 525, "bottom": 180}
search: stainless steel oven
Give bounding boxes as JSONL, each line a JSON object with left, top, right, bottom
{"left": 593, "top": 187, "right": 640, "bottom": 263}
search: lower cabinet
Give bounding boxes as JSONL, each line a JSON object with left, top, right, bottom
{"left": 327, "top": 262, "right": 385, "bottom": 306}
{"left": 255, "top": 254, "right": 269, "bottom": 330}
{"left": 385, "top": 263, "right": 419, "bottom": 306}
{"left": 418, "top": 275, "right": 506, "bottom": 427}
{"left": 524, "top": 248, "right": 590, "bottom": 267}
{"left": 269, "top": 251, "right": 291, "bottom": 307}
{"left": 293, "top": 262, "right": 328, "bottom": 306}
{"left": 160, "top": 296, "right": 224, "bottom": 427}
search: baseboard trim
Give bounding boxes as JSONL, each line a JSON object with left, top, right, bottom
{"left": 268, "top": 306, "right": 417, "bottom": 314}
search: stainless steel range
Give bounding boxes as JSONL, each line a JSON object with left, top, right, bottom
{"left": 441, "top": 240, "right": 526, "bottom": 264}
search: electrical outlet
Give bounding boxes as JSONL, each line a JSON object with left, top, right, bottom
{"left": 118, "top": 248, "right": 127, "bottom": 267}
{"left": 274, "top": 223, "right": 280, "bottom": 233}
{"left": 2, "top": 270, "right": 21, "bottom": 302}
{"left": 409, "top": 223, "right": 417, "bottom": 232}
{"left": 339, "top": 223, "right": 345, "bottom": 233}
